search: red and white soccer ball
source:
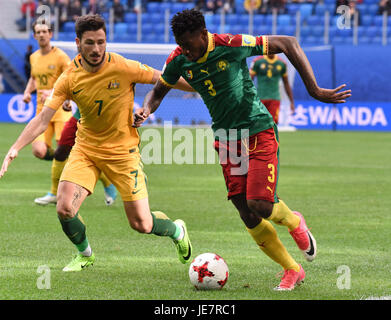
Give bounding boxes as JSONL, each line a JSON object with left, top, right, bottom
{"left": 189, "top": 253, "right": 229, "bottom": 290}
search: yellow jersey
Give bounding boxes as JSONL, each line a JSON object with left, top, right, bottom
{"left": 30, "top": 46, "right": 71, "bottom": 122}
{"left": 45, "top": 52, "right": 154, "bottom": 154}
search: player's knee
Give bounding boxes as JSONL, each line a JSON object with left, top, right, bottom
{"left": 32, "top": 148, "right": 46, "bottom": 159}
{"left": 247, "top": 199, "right": 273, "bottom": 219}
{"left": 129, "top": 219, "right": 153, "bottom": 234}
{"left": 56, "top": 202, "right": 74, "bottom": 220}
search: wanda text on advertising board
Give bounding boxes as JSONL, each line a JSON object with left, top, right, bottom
{"left": 0, "top": 94, "right": 390, "bottom": 131}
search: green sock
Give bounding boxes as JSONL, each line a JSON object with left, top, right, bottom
{"left": 58, "top": 212, "right": 89, "bottom": 252}
{"left": 43, "top": 147, "right": 54, "bottom": 161}
{"left": 150, "top": 211, "right": 180, "bottom": 239}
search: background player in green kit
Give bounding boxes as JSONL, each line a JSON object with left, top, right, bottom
{"left": 250, "top": 54, "right": 295, "bottom": 124}
{"left": 134, "top": 9, "right": 351, "bottom": 291}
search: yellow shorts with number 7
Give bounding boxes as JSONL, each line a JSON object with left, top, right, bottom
{"left": 60, "top": 144, "right": 148, "bottom": 202}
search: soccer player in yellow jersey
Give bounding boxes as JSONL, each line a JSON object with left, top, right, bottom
{"left": 23, "top": 22, "right": 72, "bottom": 205}
{"left": 0, "top": 15, "right": 193, "bottom": 271}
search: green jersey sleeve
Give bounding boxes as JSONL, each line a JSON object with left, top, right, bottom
{"left": 161, "top": 47, "right": 183, "bottom": 87}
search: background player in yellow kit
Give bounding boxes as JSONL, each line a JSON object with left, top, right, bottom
{"left": 22, "top": 21, "right": 72, "bottom": 205}
{"left": 1, "top": 15, "right": 193, "bottom": 271}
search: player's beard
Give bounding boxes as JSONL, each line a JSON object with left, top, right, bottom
{"left": 78, "top": 46, "right": 106, "bottom": 68}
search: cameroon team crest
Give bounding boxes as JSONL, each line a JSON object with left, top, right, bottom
{"left": 186, "top": 70, "right": 193, "bottom": 80}
{"left": 216, "top": 60, "right": 230, "bottom": 72}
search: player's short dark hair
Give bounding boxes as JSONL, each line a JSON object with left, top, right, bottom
{"left": 75, "top": 14, "right": 106, "bottom": 39}
{"left": 32, "top": 20, "right": 52, "bottom": 34}
{"left": 171, "top": 9, "right": 206, "bottom": 39}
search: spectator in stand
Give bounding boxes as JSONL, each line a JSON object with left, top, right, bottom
{"left": 16, "top": 0, "right": 36, "bottom": 31}
{"left": 268, "top": 0, "right": 287, "bottom": 14}
{"left": 86, "top": 0, "right": 101, "bottom": 15}
{"left": 203, "top": 0, "right": 224, "bottom": 14}
{"left": 0, "top": 72, "right": 4, "bottom": 94}
{"left": 244, "top": 0, "right": 262, "bottom": 13}
{"left": 127, "top": 0, "right": 147, "bottom": 13}
{"left": 349, "top": 1, "right": 361, "bottom": 25}
{"left": 24, "top": 44, "right": 33, "bottom": 79}
{"left": 113, "top": 0, "right": 125, "bottom": 23}
{"left": 58, "top": 0, "right": 70, "bottom": 28}
{"left": 378, "top": 0, "right": 391, "bottom": 14}
{"left": 69, "top": 0, "right": 83, "bottom": 22}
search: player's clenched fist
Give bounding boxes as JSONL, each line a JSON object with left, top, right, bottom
{"left": 133, "top": 108, "right": 150, "bottom": 128}
{"left": 0, "top": 149, "right": 18, "bottom": 178}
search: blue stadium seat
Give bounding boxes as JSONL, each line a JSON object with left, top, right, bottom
{"left": 212, "top": 14, "right": 221, "bottom": 26}
{"left": 367, "top": 4, "right": 379, "bottom": 15}
{"left": 265, "top": 14, "right": 274, "bottom": 26}
{"left": 336, "top": 27, "right": 353, "bottom": 37}
{"left": 324, "top": 4, "right": 336, "bottom": 14}
{"left": 127, "top": 23, "right": 138, "bottom": 34}
{"left": 300, "top": 26, "right": 311, "bottom": 38}
{"left": 357, "top": 26, "right": 366, "bottom": 38}
{"left": 277, "top": 14, "right": 291, "bottom": 26}
{"left": 58, "top": 32, "right": 75, "bottom": 41}
{"left": 124, "top": 12, "right": 137, "bottom": 23}
{"left": 150, "top": 13, "right": 162, "bottom": 25}
{"left": 286, "top": 3, "right": 300, "bottom": 14}
{"left": 238, "top": 14, "right": 249, "bottom": 26}
{"left": 358, "top": 36, "right": 371, "bottom": 44}
{"left": 330, "top": 36, "right": 345, "bottom": 45}
{"left": 315, "top": 4, "right": 326, "bottom": 16}
{"left": 142, "top": 23, "right": 154, "bottom": 35}
{"left": 63, "top": 21, "right": 75, "bottom": 33}
{"left": 253, "top": 14, "right": 264, "bottom": 25}
{"left": 374, "top": 15, "right": 384, "bottom": 26}
{"left": 371, "top": 36, "right": 383, "bottom": 44}
{"left": 159, "top": 2, "right": 171, "bottom": 14}
{"left": 328, "top": 26, "right": 338, "bottom": 38}
{"left": 254, "top": 25, "right": 272, "bottom": 35}
{"left": 226, "top": 14, "right": 239, "bottom": 25}
{"left": 356, "top": 4, "right": 367, "bottom": 15}
{"left": 278, "top": 25, "right": 296, "bottom": 36}
{"left": 299, "top": 4, "right": 314, "bottom": 22}
{"left": 114, "top": 23, "right": 128, "bottom": 35}
{"left": 307, "top": 15, "right": 322, "bottom": 26}
{"left": 361, "top": 15, "right": 373, "bottom": 27}
{"left": 235, "top": 0, "right": 246, "bottom": 14}
{"left": 147, "top": 2, "right": 160, "bottom": 13}
{"left": 311, "top": 25, "right": 324, "bottom": 37}
{"left": 143, "top": 33, "right": 158, "bottom": 43}
{"left": 324, "top": 0, "right": 335, "bottom": 3}
{"left": 154, "top": 23, "right": 165, "bottom": 34}
{"left": 366, "top": 26, "right": 381, "bottom": 38}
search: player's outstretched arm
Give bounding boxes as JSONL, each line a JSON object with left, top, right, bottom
{"left": 0, "top": 106, "right": 56, "bottom": 178}
{"left": 133, "top": 79, "right": 171, "bottom": 128}
{"left": 267, "top": 36, "right": 351, "bottom": 104}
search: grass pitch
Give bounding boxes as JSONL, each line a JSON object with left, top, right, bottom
{"left": 0, "top": 123, "right": 390, "bottom": 300}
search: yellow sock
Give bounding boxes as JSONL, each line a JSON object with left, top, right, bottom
{"left": 99, "top": 172, "right": 111, "bottom": 188}
{"left": 268, "top": 200, "right": 300, "bottom": 231}
{"left": 247, "top": 219, "right": 300, "bottom": 271}
{"left": 50, "top": 159, "right": 67, "bottom": 195}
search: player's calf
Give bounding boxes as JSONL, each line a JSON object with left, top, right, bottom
{"left": 247, "top": 199, "right": 274, "bottom": 219}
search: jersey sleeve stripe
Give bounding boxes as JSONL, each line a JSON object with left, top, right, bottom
{"left": 159, "top": 76, "right": 175, "bottom": 88}
{"left": 261, "top": 36, "right": 268, "bottom": 56}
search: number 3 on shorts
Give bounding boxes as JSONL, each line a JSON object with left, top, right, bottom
{"left": 268, "top": 164, "right": 275, "bottom": 183}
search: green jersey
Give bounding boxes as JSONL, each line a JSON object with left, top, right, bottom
{"left": 250, "top": 56, "right": 287, "bottom": 100}
{"left": 161, "top": 33, "right": 274, "bottom": 140}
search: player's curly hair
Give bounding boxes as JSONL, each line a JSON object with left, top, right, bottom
{"left": 75, "top": 14, "right": 106, "bottom": 39}
{"left": 171, "top": 9, "right": 206, "bottom": 39}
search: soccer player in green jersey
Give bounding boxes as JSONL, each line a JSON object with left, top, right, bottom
{"left": 134, "top": 9, "right": 351, "bottom": 290}
{"left": 250, "top": 54, "right": 295, "bottom": 124}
